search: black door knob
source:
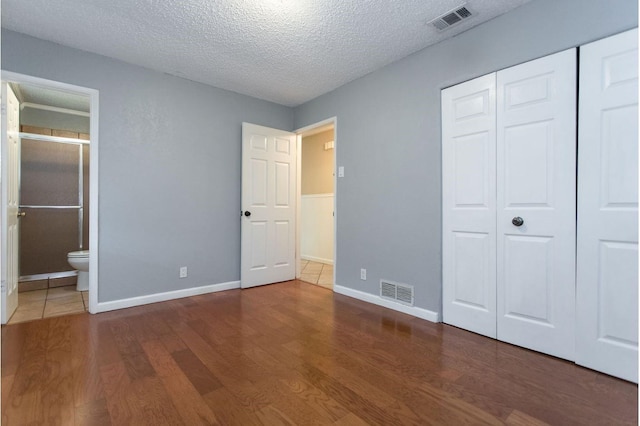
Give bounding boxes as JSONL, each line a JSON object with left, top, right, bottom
{"left": 244, "top": 211, "right": 251, "bottom": 217}
{"left": 512, "top": 216, "right": 524, "bottom": 227}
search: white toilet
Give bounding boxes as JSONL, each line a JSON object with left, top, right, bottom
{"left": 67, "top": 250, "right": 90, "bottom": 291}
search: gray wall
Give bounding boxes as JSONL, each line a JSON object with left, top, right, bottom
{"left": 2, "top": 0, "right": 637, "bottom": 312}
{"left": 2, "top": 29, "right": 294, "bottom": 303}
{"left": 294, "top": 0, "right": 638, "bottom": 314}
{"left": 21, "top": 108, "right": 90, "bottom": 134}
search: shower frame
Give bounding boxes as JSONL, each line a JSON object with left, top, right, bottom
{"left": 18, "top": 131, "right": 89, "bottom": 281}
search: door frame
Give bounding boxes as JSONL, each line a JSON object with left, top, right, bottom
{"left": 1, "top": 70, "right": 100, "bottom": 315}
{"left": 294, "top": 117, "right": 338, "bottom": 288}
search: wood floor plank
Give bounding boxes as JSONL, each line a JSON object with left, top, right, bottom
{"left": 334, "top": 412, "right": 370, "bottom": 426}
{"left": 94, "top": 320, "right": 122, "bottom": 368}
{"left": 71, "top": 316, "right": 105, "bottom": 408}
{"left": 160, "top": 374, "right": 219, "bottom": 425}
{"left": 99, "top": 362, "right": 134, "bottom": 425}
{"left": 2, "top": 280, "right": 637, "bottom": 425}
{"left": 253, "top": 377, "right": 338, "bottom": 426}
{"left": 203, "top": 388, "right": 262, "bottom": 426}
{"left": 171, "top": 348, "right": 223, "bottom": 394}
{"left": 1, "top": 373, "right": 16, "bottom": 416}
{"left": 1, "top": 322, "right": 27, "bottom": 377}
{"left": 109, "top": 319, "right": 156, "bottom": 380}
{"left": 75, "top": 397, "right": 112, "bottom": 426}
{"left": 506, "top": 409, "right": 551, "bottom": 426}
{"left": 40, "top": 316, "right": 75, "bottom": 425}
{"left": 125, "top": 376, "right": 185, "bottom": 426}
{"left": 3, "top": 320, "right": 50, "bottom": 425}
{"left": 278, "top": 375, "right": 350, "bottom": 422}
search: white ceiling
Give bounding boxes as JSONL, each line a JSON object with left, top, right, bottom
{"left": 2, "top": 0, "right": 531, "bottom": 107}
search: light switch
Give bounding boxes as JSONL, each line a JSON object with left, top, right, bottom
{"left": 338, "top": 166, "right": 344, "bottom": 177}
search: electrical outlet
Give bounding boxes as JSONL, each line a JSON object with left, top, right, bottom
{"left": 338, "top": 166, "right": 345, "bottom": 177}
{"left": 360, "top": 268, "right": 367, "bottom": 280}
{"left": 179, "top": 266, "right": 188, "bottom": 278}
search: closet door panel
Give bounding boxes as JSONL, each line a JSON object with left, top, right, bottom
{"left": 576, "top": 28, "right": 638, "bottom": 383}
{"left": 442, "top": 74, "right": 497, "bottom": 338}
{"left": 496, "top": 49, "right": 577, "bottom": 360}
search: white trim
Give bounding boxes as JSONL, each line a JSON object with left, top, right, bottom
{"left": 95, "top": 281, "right": 241, "bottom": 313}
{"left": 20, "top": 270, "right": 77, "bottom": 282}
{"left": 1, "top": 71, "right": 100, "bottom": 315}
{"left": 301, "top": 193, "right": 334, "bottom": 198}
{"left": 21, "top": 102, "right": 90, "bottom": 117}
{"left": 296, "top": 134, "right": 302, "bottom": 279}
{"left": 334, "top": 284, "right": 441, "bottom": 323}
{"left": 301, "top": 255, "right": 334, "bottom": 265}
{"left": 20, "top": 132, "right": 90, "bottom": 145}
{"left": 332, "top": 120, "right": 337, "bottom": 290}
{"left": 18, "top": 132, "right": 91, "bottom": 145}
{"left": 295, "top": 118, "right": 336, "bottom": 136}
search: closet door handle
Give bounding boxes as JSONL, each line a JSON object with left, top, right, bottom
{"left": 512, "top": 216, "right": 524, "bottom": 227}
{"left": 244, "top": 211, "right": 251, "bottom": 217}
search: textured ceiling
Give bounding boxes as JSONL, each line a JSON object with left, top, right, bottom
{"left": 11, "top": 83, "right": 90, "bottom": 112}
{"left": 2, "top": 0, "right": 531, "bottom": 106}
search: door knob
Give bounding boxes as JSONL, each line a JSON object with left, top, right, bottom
{"left": 17, "top": 211, "right": 25, "bottom": 218}
{"left": 244, "top": 211, "right": 251, "bottom": 217}
{"left": 512, "top": 216, "right": 524, "bottom": 227}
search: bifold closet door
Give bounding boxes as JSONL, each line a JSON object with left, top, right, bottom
{"left": 443, "top": 49, "right": 577, "bottom": 360}
{"left": 496, "top": 49, "right": 577, "bottom": 361}
{"left": 576, "top": 29, "right": 638, "bottom": 383}
{"left": 442, "top": 74, "right": 497, "bottom": 338}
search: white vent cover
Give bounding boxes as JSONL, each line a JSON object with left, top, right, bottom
{"left": 380, "top": 280, "right": 414, "bottom": 306}
{"left": 429, "top": 4, "right": 474, "bottom": 31}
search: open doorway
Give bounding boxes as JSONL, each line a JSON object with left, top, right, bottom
{"left": 1, "top": 72, "right": 99, "bottom": 323}
{"left": 296, "top": 119, "right": 336, "bottom": 290}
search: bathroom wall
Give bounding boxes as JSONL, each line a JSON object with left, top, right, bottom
{"left": 21, "top": 107, "right": 90, "bottom": 133}
{"left": 301, "top": 129, "right": 334, "bottom": 264}
{"left": 19, "top": 123, "right": 90, "bottom": 290}
{"left": 301, "top": 130, "right": 334, "bottom": 195}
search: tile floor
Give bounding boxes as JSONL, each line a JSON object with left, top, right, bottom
{"left": 299, "top": 260, "right": 333, "bottom": 289}
{"left": 8, "top": 286, "right": 89, "bottom": 324}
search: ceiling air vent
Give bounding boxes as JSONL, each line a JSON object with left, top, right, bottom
{"left": 380, "top": 280, "right": 414, "bottom": 306}
{"left": 430, "top": 4, "right": 474, "bottom": 31}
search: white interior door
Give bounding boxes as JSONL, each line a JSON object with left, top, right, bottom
{"left": 576, "top": 29, "right": 638, "bottom": 383}
{"left": 241, "top": 123, "right": 296, "bottom": 288}
{"left": 496, "top": 49, "right": 577, "bottom": 360}
{"left": 1, "top": 82, "right": 21, "bottom": 323}
{"left": 442, "top": 74, "right": 497, "bottom": 338}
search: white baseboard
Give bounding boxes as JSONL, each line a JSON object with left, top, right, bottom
{"left": 333, "top": 284, "right": 440, "bottom": 323}
{"left": 301, "top": 255, "right": 334, "bottom": 265}
{"left": 94, "top": 280, "right": 240, "bottom": 313}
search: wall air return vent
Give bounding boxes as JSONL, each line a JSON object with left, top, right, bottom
{"left": 430, "top": 4, "right": 474, "bottom": 31}
{"left": 380, "top": 280, "right": 414, "bottom": 306}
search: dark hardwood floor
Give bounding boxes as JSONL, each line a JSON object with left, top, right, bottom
{"left": 2, "top": 280, "right": 637, "bottom": 425}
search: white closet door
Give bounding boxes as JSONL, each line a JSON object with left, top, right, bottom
{"left": 442, "top": 74, "right": 497, "bottom": 338}
{"left": 576, "top": 29, "right": 638, "bottom": 383}
{"left": 496, "top": 49, "right": 577, "bottom": 360}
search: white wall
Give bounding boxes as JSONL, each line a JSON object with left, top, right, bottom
{"left": 294, "top": 0, "right": 638, "bottom": 314}
{"left": 301, "top": 194, "right": 334, "bottom": 264}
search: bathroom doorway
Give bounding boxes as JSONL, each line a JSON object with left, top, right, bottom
{"left": 1, "top": 72, "right": 99, "bottom": 323}
{"left": 295, "top": 119, "right": 336, "bottom": 290}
